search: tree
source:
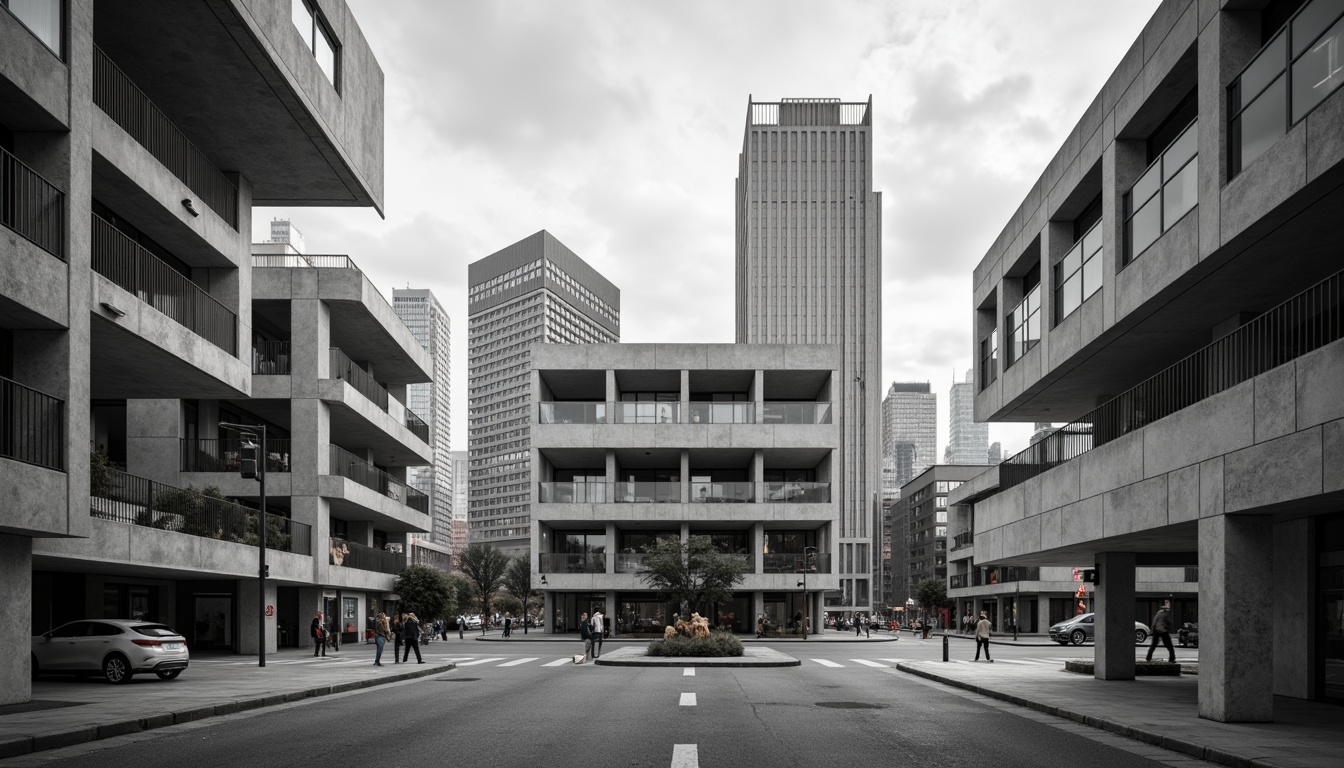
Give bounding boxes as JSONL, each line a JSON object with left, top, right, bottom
{"left": 394, "top": 565, "right": 455, "bottom": 623}
{"left": 914, "top": 578, "right": 952, "bottom": 616}
{"left": 500, "top": 556, "right": 537, "bottom": 633}
{"left": 640, "top": 536, "right": 747, "bottom": 617}
{"left": 457, "top": 543, "right": 511, "bottom": 621}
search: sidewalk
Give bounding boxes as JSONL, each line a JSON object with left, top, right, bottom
{"left": 896, "top": 658, "right": 1342, "bottom": 768}
{"left": 472, "top": 629, "right": 898, "bottom": 643}
{"left": 0, "top": 645, "right": 452, "bottom": 760}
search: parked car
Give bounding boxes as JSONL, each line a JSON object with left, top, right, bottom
{"left": 463, "top": 615, "right": 483, "bottom": 630}
{"left": 32, "top": 619, "right": 189, "bottom": 684}
{"left": 1048, "top": 613, "right": 1150, "bottom": 645}
{"left": 1178, "top": 622, "right": 1199, "bottom": 647}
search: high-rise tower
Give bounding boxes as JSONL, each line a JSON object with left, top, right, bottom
{"left": 467, "top": 231, "right": 619, "bottom": 557}
{"left": 393, "top": 289, "right": 453, "bottom": 548}
{"left": 947, "top": 369, "right": 988, "bottom": 464}
{"left": 736, "top": 97, "right": 882, "bottom": 614}
{"left": 882, "top": 382, "right": 936, "bottom": 485}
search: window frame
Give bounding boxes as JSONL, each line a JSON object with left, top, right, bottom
{"left": 1005, "top": 273, "right": 1041, "bottom": 368}
{"left": 1053, "top": 218, "right": 1104, "bottom": 325}
{"left": 979, "top": 327, "right": 998, "bottom": 391}
{"left": 1122, "top": 118, "right": 1198, "bottom": 265}
{"left": 291, "top": 0, "right": 341, "bottom": 91}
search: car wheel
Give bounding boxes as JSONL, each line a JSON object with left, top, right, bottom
{"left": 1070, "top": 629, "right": 1087, "bottom": 645}
{"left": 1135, "top": 629, "right": 1148, "bottom": 644}
{"left": 103, "top": 654, "right": 133, "bottom": 684}
{"left": 155, "top": 669, "right": 182, "bottom": 680}
{"left": 31, "top": 654, "right": 40, "bottom": 681}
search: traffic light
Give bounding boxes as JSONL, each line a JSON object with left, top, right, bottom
{"left": 240, "top": 438, "right": 259, "bottom": 479}
{"left": 1082, "top": 568, "right": 1099, "bottom": 585}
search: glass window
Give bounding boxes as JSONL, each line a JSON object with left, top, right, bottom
{"left": 1292, "top": 15, "right": 1344, "bottom": 122}
{"left": 1162, "top": 157, "right": 1199, "bottom": 227}
{"left": 291, "top": 0, "right": 313, "bottom": 50}
{"left": 979, "top": 328, "right": 998, "bottom": 390}
{"left": 1239, "top": 32, "right": 1287, "bottom": 107}
{"left": 1127, "top": 199, "right": 1161, "bottom": 261}
{"left": 1237, "top": 76, "right": 1287, "bottom": 171}
{"left": 291, "top": 0, "right": 338, "bottom": 88}
{"left": 3, "top": 0, "right": 62, "bottom": 57}
{"left": 314, "top": 20, "right": 337, "bottom": 84}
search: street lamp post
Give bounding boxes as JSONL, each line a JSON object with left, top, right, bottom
{"left": 219, "top": 422, "right": 267, "bottom": 668}
{"left": 799, "top": 545, "right": 818, "bottom": 640}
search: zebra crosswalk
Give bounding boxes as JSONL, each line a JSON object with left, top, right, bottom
{"left": 191, "top": 653, "right": 1102, "bottom": 671}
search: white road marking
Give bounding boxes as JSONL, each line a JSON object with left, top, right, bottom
{"left": 680, "top": 692, "right": 697, "bottom": 706}
{"left": 496, "top": 657, "right": 539, "bottom": 667}
{"left": 671, "top": 744, "right": 699, "bottom": 768}
{"left": 683, "top": 668, "right": 695, "bottom": 676}
{"left": 453, "top": 657, "right": 506, "bottom": 666}
{"left": 542, "top": 658, "right": 572, "bottom": 666}
{"left": 810, "top": 659, "right": 843, "bottom": 667}
{"left": 849, "top": 659, "right": 889, "bottom": 668}
{"left": 877, "top": 659, "right": 908, "bottom": 664}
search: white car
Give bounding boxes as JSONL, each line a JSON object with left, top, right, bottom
{"left": 32, "top": 619, "right": 189, "bottom": 684}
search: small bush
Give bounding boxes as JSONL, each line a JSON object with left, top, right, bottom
{"left": 646, "top": 629, "right": 744, "bottom": 658}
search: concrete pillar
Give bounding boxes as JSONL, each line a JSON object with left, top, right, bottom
{"left": 0, "top": 535, "right": 33, "bottom": 704}
{"left": 1272, "top": 518, "right": 1313, "bottom": 699}
{"left": 125, "top": 399, "right": 183, "bottom": 484}
{"left": 605, "top": 522, "right": 616, "bottom": 574}
{"left": 752, "top": 522, "right": 764, "bottom": 575}
{"left": 1093, "top": 551, "right": 1136, "bottom": 680}
{"left": 237, "top": 579, "right": 278, "bottom": 655}
{"left": 543, "top": 591, "right": 554, "bottom": 634}
{"left": 1199, "top": 515, "right": 1273, "bottom": 722}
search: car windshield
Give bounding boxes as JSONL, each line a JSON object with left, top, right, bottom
{"left": 131, "top": 624, "right": 180, "bottom": 638}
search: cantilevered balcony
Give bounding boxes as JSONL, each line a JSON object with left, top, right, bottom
{"left": 1, "top": 145, "right": 64, "bottom": 260}
{"left": 328, "top": 444, "right": 428, "bottom": 515}
{"left": 181, "top": 438, "right": 292, "bottom": 474}
{"left": 329, "top": 538, "right": 403, "bottom": 576}
{"left": 330, "top": 347, "right": 387, "bottom": 410}
{"left": 0, "top": 375, "right": 65, "bottom": 471}
{"left": 253, "top": 341, "right": 290, "bottom": 375}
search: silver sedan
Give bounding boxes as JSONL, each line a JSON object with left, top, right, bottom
{"left": 32, "top": 619, "right": 190, "bottom": 684}
{"left": 1047, "top": 613, "right": 1151, "bottom": 645}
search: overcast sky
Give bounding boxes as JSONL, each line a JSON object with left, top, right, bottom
{"left": 252, "top": 0, "right": 1162, "bottom": 458}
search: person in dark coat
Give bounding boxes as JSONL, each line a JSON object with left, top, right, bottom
{"left": 579, "top": 612, "right": 593, "bottom": 662}
{"left": 1146, "top": 601, "right": 1177, "bottom": 663}
{"left": 310, "top": 611, "right": 327, "bottom": 657}
{"left": 401, "top": 612, "right": 424, "bottom": 663}
{"left": 392, "top": 614, "right": 404, "bottom": 663}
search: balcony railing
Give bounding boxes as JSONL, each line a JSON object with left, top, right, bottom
{"left": 971, "top": 566, "right": 1041, "bottom": 587}
{"left": 949, "top": 574, "right": 968, "bottom": 589}
{"left": 686, "top": 402, "right": 754, "bottom": 424}
{"left": 951, "top": 531, "right": 974, "bottom": 550}
{"left": 92, "top": 46, "right": 238, "bottom": 228}
{"left": 405, "top": 410, "right": 429, "bottom": 442}
{"left": 538, "top": 482, "right": 608, "bottom": 503}
{"left": 763, "top": 552, "right": 832, "bottom": 574}
{"left": 538, "top": 552, "right": 607, "bottom": 574}
{"left": 762, "top": 481, "right": 830, "bottom": 503}
{"left": 181, "top": 438, "right": 291, "bottom": 473}
{"left": 689, "top": 481, "right": 755, "bottom": 503}
{"left": 615, "top": 553, "right": 650, "bottom": 573}
{"left": 253, "top": 341, "right": 290, "bottom": 375}
{"left": 328, "top": 444, "right": 429, "bottom": 514}
{"left": 330, "top": 538, "right": 403, "bottom": 575}
{"left": 411, "top": 543, "right": 451, "bottom": 573}
{"left": 1, "top": 145, "right": 64, "bottom": 259}
{"left": 1001, "top": 269, "right": 1343, "bottom": 492}
{"left": 537, "top": 400, "right": 834, "bottom": 425}
{"left": 0, "top": 375, "right": 65, "bottom": 470}
{"left": 329, "top": 347, "right": 389, "bottom": 410}
{"left": 614, "top": 402, "right": 681, "bottom": 424}
{"left": 252, "top": 254, "right": 358, "bottom": 269}
{"left": 539, "top": 402, "right": 606, "bottom": 424}
{"left": 761, "top": 402, "right": 832, "bottom": 424}
{"left": 613, "top": 481, "right": 681, "bottom": 503}
{"left": 537, "top": 481, "right": 831, "bottom": 504}
{"left": 91, "top": 214, "right": 238, "bottom": 355}
{"left": 90, "top": 468, "right": 310, "bottom": 555}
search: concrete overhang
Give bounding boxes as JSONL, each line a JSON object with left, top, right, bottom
{"left": 948, "top": 465, "right": 1002, "bottom": 506}
{"left": 0, "top": 9, "right": 67, "bottom": 130}
{"left": 92, "top": 0, "right": 384, "bottom": 214}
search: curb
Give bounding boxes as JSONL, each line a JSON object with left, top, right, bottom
{"left": 0, "top": 663, "right": 453, "bottom": 760}
{"left": 892, "top": 664, "right": 1268, "bottom": 768}
{"left": 594, "top": 657, "right": 801, "bottom": 668}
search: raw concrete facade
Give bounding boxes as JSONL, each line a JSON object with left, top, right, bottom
{"left": 958, "top": 0, "right": 1344, "bottom": 720}
{"left": 1, "top": 0, "right": 384, "bottom": 704}
{"left": 530, "top": 343, "right": 842, "bottom": 635}
{"left": 737, "top": 98, "right": 882, "bottom": 616}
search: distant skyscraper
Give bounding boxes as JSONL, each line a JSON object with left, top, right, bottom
{"left": 736, "top": 96, "right": 882, "bottom": 615}
{"left": 467, "top": 231, "right": 619, "bottom": 557}
{"left": 988, "top": 442, "right": 1002, "bottom": 463}
{"left": 947, "top": 369, "right": 989, "bottom": 464}
{"left": 1030, "top": 422, "right": 1055, "bottom": 445}
{"left": 451, "top": 450, "right": 468, "bottom": 521}
{"left": 268, "top": 218, "right": 305, "bottom": 253}
{"left": 393, "top": 289, "right": 452, "bottom": 548}
{"left": 883, "top": 383, "right": 936, "bottom": 485}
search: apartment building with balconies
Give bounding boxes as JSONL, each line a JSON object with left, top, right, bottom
{"left": 2, "top": 0, "right": 384, "bottom": 704}
{"left": 530, "top": 343, "right": 844, "bottom": 635}
{"left": 957, "top": 0, "right": 1344, "bottom": 720}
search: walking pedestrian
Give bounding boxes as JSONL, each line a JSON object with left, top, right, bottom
{"left": 457, "top": 614, "right": 465, "bottom": 639}
{"left": 503, "top": 612, "right": 513, "bottom": 638}
{"left": 578, "top": 611, "right": 593, "bottom": 662}
{"left": 855, "top": 614, "right": 863, "bottom": 636}
{"left": 373, "top": 612, "right": 390, "bottom": 666}
{"left": 392, "top": 613, "right": 404, "bottom": 663}
{"left": 862, "top": 613, "right": 870, "bottom": 638}
{"left": 327, "top": 616, "right": 340, "bottom": 651}
{"left": 310, "top": 611, "right": 327, "bottom": 657}
{"left": 591, "top": 610, "right": 605, "bottom": 658}
{"left": 439, "top": 618, "right": 449, "bottom": 642}
{"left": 1146, "top": 600, "right": 1177, "bottom": 664}
{"left": 401, "top": 612, "right": 424, "bottom": 663}
{"left": 974, "top": 611, "right": 993, "bottom": 662}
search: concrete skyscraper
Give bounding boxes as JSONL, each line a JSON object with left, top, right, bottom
{"left": 393, "top": 289, "right": 453, "bottom": 549}
{"left": 947, "top": 369, "right": 989, "bottom": 464}
{"left": 736, "top": 96, "right": 882, "bottom": 615}
{"left": 467, "top": 231, "right": 619, "bottom": 557}
{"left": 882, "top": 382, "right": 936, "bottom": 485}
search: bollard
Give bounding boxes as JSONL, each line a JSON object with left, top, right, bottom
{"left": 942, "top": 632, "right": 949, "bottom": 662}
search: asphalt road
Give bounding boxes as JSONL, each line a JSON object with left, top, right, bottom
{"left": 10, "top": 638, "right": 1203, "bottom": 768}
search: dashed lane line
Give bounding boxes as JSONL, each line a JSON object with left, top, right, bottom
{"left": 496, "top": 657, "right": 540, "bottom": 667}
{"left": 671, "top": 744, "right": 699, "bottom": 768}
{"left": 452, "top": 657, "right": 507, "bottom": 666}
{"left": 684, "top": 668, "right": 695, "bottom": 676}
{"left": 809, "top": 659, "right": 844, "bottom": 667}
{"left": 680, "top": 692, "right": 697, "bottom": 706}
{"left": 849, "top": 659, "right": 889, "bottom": 668}
{"left": 542, "top": 658, "right": 572, "bottom": 666}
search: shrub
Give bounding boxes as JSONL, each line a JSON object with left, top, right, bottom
{"left": 646, "top": 629, "right": 744, "bottom": 658}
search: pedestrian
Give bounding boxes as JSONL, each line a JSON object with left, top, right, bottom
{"left": 974, "top": 611, "right": 993, "bottom": 662}
{"left": 862, "top": 613, "right": 870, "bottom": 639}
{"left": 326, "top": 616, "right": 340, "bottom": 651}
{"left": 756, "top": 613, "right": 765, "bottom": 638}
{"left": 503, "top": 612, "right": 513, "bottom": 639}
{"left": 310, "top": 611, "right": 327, "bottom": 657}
{"left": 457, "top": 614, "right": 466, "bottom": 639}
{"left": 401, "top": 611, "right": 424, "bottom": 664}
{"left": 963, "top": 611, "right": 973, "bottom": 634}
{"left": 1146, "top": 600, "right": 1176, "bottom": 664}
{"left": 591, "top": 610, "right": 605, "bottom": 658}
{"left": 373, "top": 612, "right": 390, "bottom": 666}
{"left": 439, "top": 618, "right": 449, "bottom": 642}
{"left": 392, "top": 613, "right": 404, "bottom": 663}
{"left": 578, "top": 611, "right": 593, "bottom": 662}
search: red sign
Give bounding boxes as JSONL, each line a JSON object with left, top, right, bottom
{"left": 265, "top": 604, "right": 275, "bottom": 617}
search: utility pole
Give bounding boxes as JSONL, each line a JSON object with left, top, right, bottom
{"left": 220, "top": 422, "right": 267, "bottom": 668}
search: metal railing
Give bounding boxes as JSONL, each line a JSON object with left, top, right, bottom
{"left": 0, "top": 375, "right": 65, "bottom": 470}
{"left": 763, "top": 552, "right": 832, "bottom": 574}
{"left": 613, "top": 481, "right": 681, "bottom": 503}
{"left": 761, "top": 481, "right": 830, "bottom": 503}
{"left": 90, "top": 468, "right": 310, "bottom": 554}
{"left": 1, "top": 145, "right": 64, "bottom": 259}
{"left": 535, "top": 481, "right": 830, "bottom": 504}
{"left": 689, "top": 481, "right": 755, "bottom": 503}
{"left": 686, "top": 402, "right": 754, "bottom": 424}
{"left": 761, "top": 402, "right": 832, "bottom": 424}
{"left": 949, "top": 574, "right": 968, "bottom": 589}
{"left": 411, "top": 543, "right": 451, "bottom": 573}
{"left": 180, "top": 438, "right": 291, "bottom": 473}
{"left": 539, "top": 402, "right": 606, "bottom": 424}
{"left": 951, "top": 531, "right": 974, "bottom": 550}
{"left": 91, "top": 214, "right": 238, "bottom": 355}
{"left": 536, "top": 400, "right": 834, "bottom": 425}
{"left": 538, "top": 552, "right": 606, "bottom": 574}
{"left": 1001, "top": 269, "right": 1343, "bottom": 491}
{"left": 252, "top": 254, "right": 358, "bottom": 269}
{"left": 537, "top": 482, "right": 608, "bottom": 503}
{"left": 613, "top": 402, "right": 681, "bottom": 424}
{"left": 330, "top": 538, "right": 403, "bottom": 575}
{"left": 329, "top": 348, "right": 388, "bottom": 410}
{"left": 92, "top": 46, "right": 238, "bottom": 229}
{"left": 253, "top": 341, "right": 290, "bottom": 375}
{"left": 405, "top": 410, "right": 429, "bottom": 442}
{"left": 328, "top": 444, "right": 429, "bottom": 514}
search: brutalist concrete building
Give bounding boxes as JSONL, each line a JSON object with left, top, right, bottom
{"left": 1, "top": 0, "right": 388, "bottom": 703}
{"left": 530, "top": 343, "right": 841, "bottom": 635}
{"left": 955, "top": 0, "right": 1344, "bottom": 720}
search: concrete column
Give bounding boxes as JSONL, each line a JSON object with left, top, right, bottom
{"left": 125, "top": 399, "right": 181, "bottom": 485}
{"left": 1199, "top": 514, "right": 1273, "bottom": 722}
{"left": 1273, "top": 519, "right": 1314, "bottom": 699}
{"left": 605, "top": 522, "right": 616, "bottom": 574}
{"left": 752, "top": 522, "right": 764, "bottom": 575}
{"left": 237, "top": 578, "right": 278, "bottom": 655}
{"left": 1094, "top": 551, "right": 1136, "bottom": 680}
{"left": 0, "top": 535, "right": 33, "bottom": 704}
{"left": 543, "top": 591, "right": 554, "bottom": 634}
